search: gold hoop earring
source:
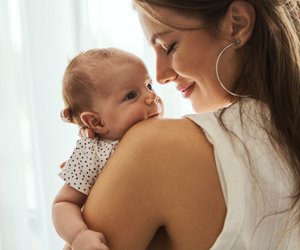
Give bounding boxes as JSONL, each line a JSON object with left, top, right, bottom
{"left": 215, "top": 40, "right": 250, "bottom": 98}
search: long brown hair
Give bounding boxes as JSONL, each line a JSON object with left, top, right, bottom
{"left": 133, "top": 0, "right": 300, "bottom": 214}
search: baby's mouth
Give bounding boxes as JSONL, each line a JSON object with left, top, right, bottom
{"left": 148, "top": 113, "right": 159, "bottom": 118}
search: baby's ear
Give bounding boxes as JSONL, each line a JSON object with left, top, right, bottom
{"left": 80, "top": 111, "right": 109, "bottom": 135}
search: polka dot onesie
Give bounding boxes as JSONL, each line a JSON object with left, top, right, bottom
{"left": 59, "top": 137, "right": 119, "bottom": 195}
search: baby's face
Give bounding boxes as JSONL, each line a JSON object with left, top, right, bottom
{"left": 96, "top": 59, "right": 163, "bottom": 140}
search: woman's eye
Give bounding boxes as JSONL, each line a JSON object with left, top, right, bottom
{"left": 125, "top": 91, "right": 137, "bottom": 100}
{"left": 165, "top": 42, "right": 176, "bottom": 55}
{"left": 146, "top": 82, "right": 154, "bottom": 92}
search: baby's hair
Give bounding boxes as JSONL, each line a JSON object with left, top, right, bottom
{"left": 61, "top": 48, "right": 139, "bottom": 127}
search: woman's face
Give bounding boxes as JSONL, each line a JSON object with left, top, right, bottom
{"left": 138, "top": 8, "right": 239, "bottom": 112}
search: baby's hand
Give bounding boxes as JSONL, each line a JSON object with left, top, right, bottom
{"left": 79, "top": 127, "right": 95, "bottom": 139}
{"left": 71, "top": 229, "right": 109, "bottom": 250}
{"left": 62, "top": 243, "right": 72, "bottom": 250}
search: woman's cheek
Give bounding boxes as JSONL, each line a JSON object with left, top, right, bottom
{"left": 172, "top": 54, "right": 187, "bottom": 75}
{"left": 173, "top": 55, "right": 197, "bottom": 78}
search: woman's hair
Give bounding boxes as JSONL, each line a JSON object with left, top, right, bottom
{"left": 133, "top": 0, "right": 300, "bottom": 215}
{"left": 62, "top": 48, "right": 135, "bottom": 126}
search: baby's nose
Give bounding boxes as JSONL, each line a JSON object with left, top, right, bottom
{"left": 145, "top": 92, "right": 157, "bottom": 105}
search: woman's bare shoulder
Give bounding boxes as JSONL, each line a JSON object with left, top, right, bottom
{"left": 111, "top": 118, "right": 213, "bottom": 175}
{"left": 122, "top": 117, "right": 209, "bottom": 148}
{"left": 83, "top": 118, "right": 225, "bottom": 249}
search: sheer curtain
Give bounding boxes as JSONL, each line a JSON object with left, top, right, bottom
{"left": 0, "top": 0, "right": 194, "bottom": 249}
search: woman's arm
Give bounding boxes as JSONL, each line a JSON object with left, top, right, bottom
{"left": 83, "top": 118, "right": 226, "bottom": 250}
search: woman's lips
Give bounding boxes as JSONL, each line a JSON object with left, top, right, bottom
{"left": 177, "top": 82, "right": 196, "bottom": 98}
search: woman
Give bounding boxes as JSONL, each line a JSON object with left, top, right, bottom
{"left": 82, "top": 0, "right": 300, "bottom": 249}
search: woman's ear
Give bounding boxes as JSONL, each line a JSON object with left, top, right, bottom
{"left": 221, "top": 1, "right": 255, "bottom": 45}
{"left": 80, "top": 111, "right": 109, "bottom": 135}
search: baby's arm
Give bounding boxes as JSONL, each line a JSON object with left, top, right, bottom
{"left": 52, "top": 184, "right": 109, "bottom": 250}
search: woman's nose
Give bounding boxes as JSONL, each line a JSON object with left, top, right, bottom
{"left": 156, "top": 56, "right": 177, "bottom": 84}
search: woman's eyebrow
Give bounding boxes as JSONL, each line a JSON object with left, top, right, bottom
{"left": 151, "top": 31, "right": 172, "bottom": 45}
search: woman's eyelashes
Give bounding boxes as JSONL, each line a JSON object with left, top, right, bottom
{"left": 165, "top": 42, "right": 176, "bottom": 55}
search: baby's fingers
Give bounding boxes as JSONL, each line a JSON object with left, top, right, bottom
{"left": 62, "top": 243, "right": 71, "bottom": 250}
{"left": 98, "top": 242, "right": 109, "bottom": 250}
{"left": 78, "top": 127, "right": 95, "bottom": 139}
{"left": 60, "top": 161, "right": 66, "bottom": 169}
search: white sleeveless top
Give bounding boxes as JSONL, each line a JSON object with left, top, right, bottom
{"left": 185, "top": 99, "right": 300, "bottom": 249}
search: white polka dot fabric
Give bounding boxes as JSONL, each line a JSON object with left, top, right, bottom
{"left": 59, "top": 137, "right": 119, "bottom": 195}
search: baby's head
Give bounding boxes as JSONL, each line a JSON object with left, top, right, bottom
{"left": 62, "top": 48, "right": 163, "bottom": 140}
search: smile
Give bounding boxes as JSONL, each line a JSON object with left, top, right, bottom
{"left": 177, "top": 82, "right": 196, "bottom": 98}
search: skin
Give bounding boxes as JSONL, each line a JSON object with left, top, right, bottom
{"left": 82, "top": 1, "right": 255, "bottom": 249}
{"left": 84, "top": 118, "right": 226, "bottom": 250}
{"left": 97, "top": 59, "right": 162, "bottom": 140}
{"left": 138, "top": 8, "right": 237, "bottom": 112}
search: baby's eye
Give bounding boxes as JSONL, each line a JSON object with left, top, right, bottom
{"left": 146, "top": 82, "right": 154, "bottom": 92}
{"left": 124, "top": 91, "right": 138, "bottom": 101}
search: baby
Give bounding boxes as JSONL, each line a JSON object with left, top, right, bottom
{"left": 52, "top": 48, "right": 163, "bottom": 250}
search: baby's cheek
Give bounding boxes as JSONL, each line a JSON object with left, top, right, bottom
{"left": 129, "top": 114, "right": 146, "bottom": 126}
{"left": 119, "top": 114, "right": 145, "bottom": 136}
